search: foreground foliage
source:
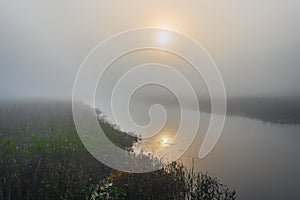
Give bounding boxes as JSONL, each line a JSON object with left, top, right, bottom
{"left": 90, "top": 162, "right": 236, "bottom": 200}
{"left": 0, "top": 101, "right": 236, "bottom": 199}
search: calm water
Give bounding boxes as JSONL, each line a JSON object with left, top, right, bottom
{"left": 110, "top": 103, "right": 300, "bottom": 199}
{"left": 181, "top": 113, "right": 300, "bottom": 200}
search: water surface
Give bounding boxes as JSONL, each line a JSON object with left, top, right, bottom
{"left": 181, "top": 113, "right": 300, "bottom": 200}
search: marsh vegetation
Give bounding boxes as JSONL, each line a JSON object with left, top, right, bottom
{"left": 0, "top": 100, "right": 235, "bottom": 200}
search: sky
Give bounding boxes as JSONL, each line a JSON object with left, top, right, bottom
{"left": 0, "top": 0, "right": 300, "bottom": 101}
{"left": 1, "top": 2, "right": 299, "bottom": 198}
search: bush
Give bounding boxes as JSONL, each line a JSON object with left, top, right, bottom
{"left": 0, "top": 110, "right": 137, "bottom": 200}
{"left": 90, "top": 161, "right": 236, "bottom": 200}
{"left": 0, "top": 102, "right": 236, "bottom": 200}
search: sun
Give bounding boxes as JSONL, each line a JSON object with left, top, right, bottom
{"left": 156, "top": 30, "right": 171, "bottom": 45}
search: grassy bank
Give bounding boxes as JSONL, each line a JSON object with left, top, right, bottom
{"left": 0, "top": 101, "right": 236, "bottom": 199}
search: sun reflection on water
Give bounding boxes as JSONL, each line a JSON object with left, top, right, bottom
{"left": 161, "top": 136, "right": 169, "bottom": 145}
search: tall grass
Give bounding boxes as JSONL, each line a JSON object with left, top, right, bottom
{"left": 0, "top": 101, "right": 236, "bottom": 199}
{"left": 90, "top": 161, "right": 236, "bottom": 200}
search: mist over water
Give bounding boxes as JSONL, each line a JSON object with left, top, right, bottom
{"left": 96, "top": 96, "right": 300, "bottom": 199}
{"left": 1, "top": 1, "right": 300, "bottom": 199}
{"left": 1, "top": 98, "right": 300, "bottom": 199}
{"left": 181, "top": 112, "right": 300, "bottom": 200}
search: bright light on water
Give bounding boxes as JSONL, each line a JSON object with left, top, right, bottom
{"left": 161, "top": 136, "right": 169, "bottom": 144}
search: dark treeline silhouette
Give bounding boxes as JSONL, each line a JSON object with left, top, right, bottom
{"left": 226, "top": 97, "right": 300, "bottom": 124}
{"left": 197, "top": 97, "right": 300, "bottom": 124}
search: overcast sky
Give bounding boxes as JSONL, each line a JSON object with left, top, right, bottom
{"left": 0, "top": 0, "right": 300, "bottom": 101}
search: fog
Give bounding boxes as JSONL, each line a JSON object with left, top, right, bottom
{"left": 1, "top": 2, "right": 300, "bottom": 199}
{"left": 1, "top": 0, "right": 300, "bottom": 101}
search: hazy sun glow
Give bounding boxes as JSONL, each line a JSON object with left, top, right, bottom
{"left": 157, "top": 30, "right": 171, "bottom": 45}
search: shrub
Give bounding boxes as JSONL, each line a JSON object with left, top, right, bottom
{"left": 90, "top": 161, "right": 236, "bottom": 200}
{"left": 0, "top": 102, "right": 236, "bottom": 200}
